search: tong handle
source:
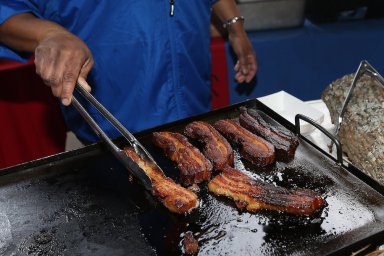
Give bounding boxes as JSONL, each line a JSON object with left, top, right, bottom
{"left": 72, "top": 97, "right": 120, "bottom": 153}
{"left": 72, "top": 84, "right": 153, "bottom": 191}
{"left": 334, "top": 60, "right": 384, "bottom": 136}
{"left": 75, "top": 83, "right": 136, "bottom": 146}
{"left": 295, "top": 114, "right": 343, "bottom": 165}
{"left": 75, "top": 83, "right": 155, "bottom": 162}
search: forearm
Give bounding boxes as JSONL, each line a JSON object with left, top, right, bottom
{"left": 0, "top": 12, "right": 93, "bottom": 105}
{"left": 212, "top": 0, "right": 241, "bottom": 20}
{"left": 212, "top": 0, "right": 257, "bottom": 83}
{"left": 0, "top": 13, "right": 68, "bottom": 52}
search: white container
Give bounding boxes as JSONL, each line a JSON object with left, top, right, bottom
{"left": 237, "top": 0, "right": 306, "bottom": 31}
{"left": 257, "top": 90, "right": 325, "bottom": 134}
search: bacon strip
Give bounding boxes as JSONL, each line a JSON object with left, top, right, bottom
{"left": 152, "top": 132, "right": 213, "bottom": 186}
{"left": 214, "top": 119, "right": 276, "bottom": 167}
{"left": 181, "top": 231, "right": 199, "bottom": 255}
{"left": 184, "top": 121, "right": 234, "bottom": 171}
{"left": 124, "top": 147, "right": 199, "bottom": 214}
{"left": 239, "top": 107, "right": 299, "bottom": 161}
{"left": 208, "top": 166, "right": 326, "bottom": 216}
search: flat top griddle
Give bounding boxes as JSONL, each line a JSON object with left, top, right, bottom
{"left": 1, "top": 99, "right": 384, "bottom": 256}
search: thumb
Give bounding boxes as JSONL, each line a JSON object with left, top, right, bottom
{"left": 77, "top": 76, "right": 92, "bottom": 92}
{"left": 77, "top": 57, "right": 93, "bottom": 92}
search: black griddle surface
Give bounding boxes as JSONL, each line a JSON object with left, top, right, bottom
{"left": 1, "top": 99, "right": 384, "bottom": 256}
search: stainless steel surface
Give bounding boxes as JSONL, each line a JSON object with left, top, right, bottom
{"left": 72, "top": 83, "right": 152, "bottom": 191}
{"left": 236, "top": 0, "right": 305, "bottom": 31}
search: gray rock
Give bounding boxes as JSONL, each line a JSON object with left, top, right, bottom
{"left": 322, "top": 74, "right": 384, "bottom": 184}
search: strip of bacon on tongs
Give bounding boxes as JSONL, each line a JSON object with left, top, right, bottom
{"left": 124, "top": 147, "right": 199, "bottom": 214}
{"left": 208, "top": 166, "right": 326, "bottom": 216}
{"left": 152, "top": 132, "right": 213, "bottom": 186}
{"left": 214, "top": 119, "right": 276, "bottom": 167}
{"left": 239, "top": 107, "right": 299, "bottom": 161}
{"left": 184, "top": 121, "right": 234, "bottom": 171}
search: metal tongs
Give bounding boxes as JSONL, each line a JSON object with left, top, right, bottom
{"left": 71, "top": 82, "right": 153, "bottom": 191}
{"left": 329, "top": 60, "right": 384, "bottom": 151}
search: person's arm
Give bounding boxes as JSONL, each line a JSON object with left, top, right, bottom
{"left": 212, "top": 0, "right": 257, "bottom": 83}
{"left": 0, "top": 13, "right": 93, "bottom": 105}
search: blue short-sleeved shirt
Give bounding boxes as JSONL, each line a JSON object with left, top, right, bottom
{"left": 0, "top": 0, "right": 216, "bottom": 143}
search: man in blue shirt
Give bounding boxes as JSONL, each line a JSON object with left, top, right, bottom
{"left": 0, "top": 0, "right": 256, "bottom": 143}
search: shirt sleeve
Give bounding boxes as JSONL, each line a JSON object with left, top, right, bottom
{"left": 0, "top": 1, "right": 41, "bottom": 62}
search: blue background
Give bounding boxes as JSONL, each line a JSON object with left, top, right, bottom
{"left": 226, "top": 18, "right": 384, "bottom": 102}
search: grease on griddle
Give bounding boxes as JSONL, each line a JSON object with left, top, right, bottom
{"left": 18, "top": 228, "right": 65, "bottom": 255}
{"left": 264, "top": 166, "right": 334, "bottom": 193}
{"left": 234, "top": 149, "right": 333, "bottom": 195}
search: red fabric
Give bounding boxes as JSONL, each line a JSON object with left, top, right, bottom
{"left": 210, "top": 37, "right": 230, "bottom": 109}
{"left": 0, "top": 62, "right": 67, "bottom": 169}
{"left": 0, "top": 58, "right": 34, "bottom": 71}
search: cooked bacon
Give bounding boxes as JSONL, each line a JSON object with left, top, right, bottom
{"left": 124, "top": 147, "right": 199, "bottom": 214}
{"left": 184, "top": 121, "right": 234, "bottom": 171}
{"left": 239, "top": 107, "right": 299, "bottom": 161}
{"left": 181, "top": 231, "right": 199, "bottom": 255}
{"left": 152, "top": 132, "right": 213, "bottom": 186}
{"left": 213, "top": 119, "right": 276, "bottom": 167}
{"left": 208, "top": 166, "right": 326, "bottom": 216}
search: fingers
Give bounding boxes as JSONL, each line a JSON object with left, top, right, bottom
{"left": 234, "top": 54, "right": 257, "bottom": 83}
{"left": 35, "top": 50, "right": 82, "bottom": 106}
{"left": 234, "top": 60, "right": 247, "bottom": 83}
{"left": 61, "top": 66, "right": 81, "bottom": 106}
{"left": 35, "top": 47, "right": 62, "bottom": 100}
{"left": 244, "top": 54, "right": 257, "bottom": 82}
{"left": 34, "top": 32, "right": 93, "bottom": 106}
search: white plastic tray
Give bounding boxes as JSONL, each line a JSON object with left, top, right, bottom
{"left": 257, "top": 90, "right": 325, "bottom": 134}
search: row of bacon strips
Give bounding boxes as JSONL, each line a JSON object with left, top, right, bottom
{"left": 128, "top": 107, "right": 325, "bottom": 216}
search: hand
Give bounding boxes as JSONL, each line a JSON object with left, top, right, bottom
{"left": 34, "top": 30, "right": 94, "bottom": 105}
{"left": 228, "top": 28, "right": 257, "bottom": 83}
